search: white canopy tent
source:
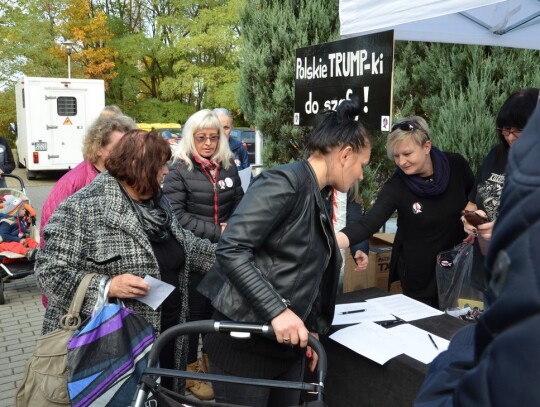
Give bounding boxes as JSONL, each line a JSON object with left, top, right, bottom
{"left": 339, "top": 0, "right": 540, "bottom": 50}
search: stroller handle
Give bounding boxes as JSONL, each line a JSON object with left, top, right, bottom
{"left": 1, "top": 174, "right": 26, "bottom": 194}
{"left": 149, "top": 319, "right": 327, "bottom": 377}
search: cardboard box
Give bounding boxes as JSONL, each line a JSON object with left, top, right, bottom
{"left": 343, "top": 233, "right": 401, "bottom": 293}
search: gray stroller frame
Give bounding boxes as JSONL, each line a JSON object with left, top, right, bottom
{"left": 131, "top": 320, "right": 327, "bottom": 407}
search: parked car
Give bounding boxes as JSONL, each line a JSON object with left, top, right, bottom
{"left": 156, "top": 128, "right": 182, "bottom": 146}
{"left": 230, "top": 127, "right": 255, "bottom": 164}
{"left": 137, "top": 123, "right": 182, "bottom": 149}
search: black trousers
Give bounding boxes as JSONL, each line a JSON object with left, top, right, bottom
{"left": 187, "top": 273, "right": 214, "bottom": 363}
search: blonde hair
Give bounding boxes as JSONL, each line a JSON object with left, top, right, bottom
{"left": 386, "top": 116, "right": 430, "bottom": 160}
{"left": 173, "top": 109, "right": 233, "bottom": 171}
{"left": 99, "top": 104, "right": 123, "bottom": 118}
{"left": 82, "top": 114, "right": 137, "bottom": 163}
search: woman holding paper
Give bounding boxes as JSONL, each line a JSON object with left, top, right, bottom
{"left": 36, "top": 129, "right": 216, "bottom": 390}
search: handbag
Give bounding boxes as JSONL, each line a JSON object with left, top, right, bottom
{"left": 15, "top": 273, "right": 96, "bottom": 407}
{"left": 436, "top": 242, "right": 483, "bottom": 314}
{"left": 66, "top": 298, "right": 155, "bottom": 406}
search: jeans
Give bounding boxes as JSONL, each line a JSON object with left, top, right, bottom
{"left": 210, "top": 358, "right": 304, "bottom": 407}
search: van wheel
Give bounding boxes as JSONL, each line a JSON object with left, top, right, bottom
{"left": 27, "top": 170, "right": 37, "bottom": 180}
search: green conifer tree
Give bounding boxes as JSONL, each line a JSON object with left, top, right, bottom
{"left": 238, "top": 0, "right": 339, "bottom": 167}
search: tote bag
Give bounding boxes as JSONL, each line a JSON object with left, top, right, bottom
{"left": 15, "top": 273, "right": 96, "bottom": 407}
{"left": 66, "top": 302, "right": 155, "bottom": 407}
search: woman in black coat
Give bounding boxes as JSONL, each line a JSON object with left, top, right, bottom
{"left": 162, "top": 109, "right": 243, "bottom": 400}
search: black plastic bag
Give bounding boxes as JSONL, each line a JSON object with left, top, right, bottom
{"left": 436, "top": 242, "right": 483, "bottom": 313}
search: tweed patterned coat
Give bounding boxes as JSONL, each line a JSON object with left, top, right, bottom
{"left": 35, "top": 172, "right": 216, "bottom": 374}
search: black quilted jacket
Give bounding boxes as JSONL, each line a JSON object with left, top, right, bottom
{"left": 163, "top": 156, "right": 244, "bottom": 243}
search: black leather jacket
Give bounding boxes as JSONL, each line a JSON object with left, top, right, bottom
{"left": 198, "top": 160, "right": 342, "bottom": 334}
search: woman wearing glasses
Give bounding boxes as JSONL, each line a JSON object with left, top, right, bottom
{"left": 163, "top": 109, "right": 244, "bottom": 400}
{"left": 336, "top": 116, "right": 474, "bottom": 308}
{"left": 462, "top": 88, "right": 539, "bottom": 299}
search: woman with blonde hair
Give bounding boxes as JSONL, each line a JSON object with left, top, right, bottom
{"left": 337, "top": 116, "right": 474, "bottom": 308}
{"left": 163, "top": 109, "right": 243, "bottom": 400}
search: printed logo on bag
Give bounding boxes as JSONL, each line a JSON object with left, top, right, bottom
{"left": 412, "top": 202, "right": 423, "bottom": 214}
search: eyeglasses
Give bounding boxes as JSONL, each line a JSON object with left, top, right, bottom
{"left": 497, "top": 127, "right": 522, "bottom": 138}
{"left": 194, "top": 134, "right": 220, "bottom": 143}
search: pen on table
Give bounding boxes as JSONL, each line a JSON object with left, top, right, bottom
{"left": 339, "top": 309, "right": 366, "bottom": 315}
{"left": 378, "top": 319, "right": 405, "bottom": 327}
{"left": 428, "top": 333, "right": 439, "bottom": 350}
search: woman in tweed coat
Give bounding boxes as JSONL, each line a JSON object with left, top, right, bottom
{"left": 35, "top": 129, "right": 216, "bottom": 390}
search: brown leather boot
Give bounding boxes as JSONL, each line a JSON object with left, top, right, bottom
{"left": 186, "top": 360, "right": 214, "bottom": 400}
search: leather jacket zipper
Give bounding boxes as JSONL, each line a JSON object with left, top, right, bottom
{"left": 251, "top": 261, "right": 288, "bottom": 307}
{"left": 302, "top": 212, "right": 333, "bottom": 320}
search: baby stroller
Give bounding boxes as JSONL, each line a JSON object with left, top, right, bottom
{"left": 131, "top": 320, "right": 327, "bottom": 407}
{"left": 0, "top": 174, "right": 39, "bottom": 305}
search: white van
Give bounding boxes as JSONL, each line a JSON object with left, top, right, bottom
{"left": 14, "top": 77, "right": 105, "bottom": 179}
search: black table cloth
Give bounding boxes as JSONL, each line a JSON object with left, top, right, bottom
{"left": 320, "top": 288, "right": 467, "bottom": 407}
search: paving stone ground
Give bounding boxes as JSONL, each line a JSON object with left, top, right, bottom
{"left": 0, "top": 274, "right": 43, "bottom": 407}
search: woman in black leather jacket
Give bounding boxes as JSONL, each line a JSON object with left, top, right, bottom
{"left": 198, "top": 97, "right": 371, "bottom": 407}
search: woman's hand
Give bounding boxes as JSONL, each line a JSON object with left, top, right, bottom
{"left": 336, "top": 231, "right": 350, "bottom": 249}
{"left": 461, "top": 209, "right": 488, "bottom": 236}
{"left": 271, "top": 308, "right": 310, "bottom": 348}
{"left": 476, "top": 220, "right": 494, "bottom": 241}
{"left": 109, "top": 274, "right": 150, "bottom": 299}
{"left": 306, "top": 332, "right": 319, "bottom": 372}
{"left": 353, "top": 250, "right": 368, "bottom": 272}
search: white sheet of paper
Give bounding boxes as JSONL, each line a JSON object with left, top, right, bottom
{"left": 137, "top": 275, "right": 175, "bottom": 310}
{"left": 330, "top": 321, "right": 450, "bottom": 365}
{"left": 238, "top": 166, "right": 252, "bottom": 193}
{"left": 333, "top": 302, "right": 396, "bottom": 325}
{"left": 366, "top": 294, "right": 444, "bottom": 321}
{"left": 385, "top": 324, "right": 449, "bottom": 364}
{"left": 329, "top": 322, "right": 404, "bottom": 365}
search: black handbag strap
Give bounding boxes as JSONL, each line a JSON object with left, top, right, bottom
{"left": 60, "top": 273, "right": 97, "bottom": 330}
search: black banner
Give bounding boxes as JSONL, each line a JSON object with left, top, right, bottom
{"left": 294, "top": 31, "right": 394, "bottom": 132}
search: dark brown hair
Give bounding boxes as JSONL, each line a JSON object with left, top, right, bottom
{"left": 106, "top": 129, "right": 171, "bottom": 198}
{"left": 496, "top": 88, "right": 540, "bottom": 148}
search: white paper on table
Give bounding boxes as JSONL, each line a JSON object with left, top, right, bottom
{"left": 333, "top": 302, "right": 396, "bottom": 325}
{"left": 238, "top": 166, "right": 252, "bottom": 193}
{"left": 385, "top": 324, "right": 449, "bottom": 364}
{"left": 329, "top": 322, "right": 404, "bottom": 365}
{"left": 136, "top": 275, "right": 175, "bottom": 310}
{"left": 366, "top": 294, "right": 444, "bottom": 321}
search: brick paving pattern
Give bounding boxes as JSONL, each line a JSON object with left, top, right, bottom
{"left": 0, "top": 274, "right": 43, "bottom": 407}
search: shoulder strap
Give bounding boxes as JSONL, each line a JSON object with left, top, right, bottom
{"left": 60, "top": 273, "right": 96, "bottom": 330}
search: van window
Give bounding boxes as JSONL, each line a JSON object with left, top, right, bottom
{"left": 57, "top": 96, "right": 77, "bottom": 116}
